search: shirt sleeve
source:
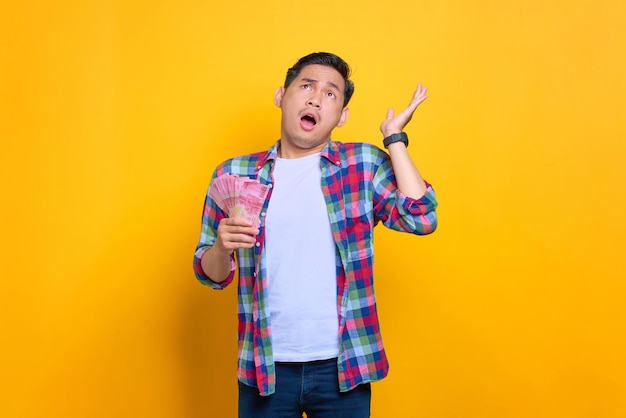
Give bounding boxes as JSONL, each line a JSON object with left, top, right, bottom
{"left": 193, "top": 169, "right": 236, "bottom": 289}
{"left": 371, "top": 152, "right": 438, "bottom": 235}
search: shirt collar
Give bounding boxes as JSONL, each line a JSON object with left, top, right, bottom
{"left": 264, "top": 140, "right": 342, "bottom": 167}
{"left": 320, "top": 140, "right": 342, "bottom": 166}
{"left": 265, "top": 140, "right": 280, "bottom": 163}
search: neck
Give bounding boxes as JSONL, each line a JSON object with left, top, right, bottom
{"left": 278, "top": 141, "right": 328, "bottom": 159}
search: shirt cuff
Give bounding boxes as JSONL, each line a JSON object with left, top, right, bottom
{"left": 193, "top": 245, "right": 236, "bottom": 289}
{"left": 397, "top": 182, "right": 438, "bottom": 216}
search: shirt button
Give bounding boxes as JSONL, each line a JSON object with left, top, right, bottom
{"left": 261, "top": 212, "right": 266, "bottom": 217}
{"left": 335, "top": 161, "right": 341, "bottom": 165}
{"left": 268, "top": 184, "right": 273, "bottom": 188}
{"left": 255, "top": 242, "right": 260, "bottom": 247}
{"left": 257, "top": 165, "right": 262, "bottom": 169}
{"left": 253, "top": 272, "right": 257, "bottom": 277}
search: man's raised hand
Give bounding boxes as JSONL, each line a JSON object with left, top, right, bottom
{"left": 380, "top": 84, "right": 428, "bottom": 138}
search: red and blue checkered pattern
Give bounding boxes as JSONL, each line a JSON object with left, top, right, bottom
{"left": 194, "top": 140, "right": 438, "bottom": 396}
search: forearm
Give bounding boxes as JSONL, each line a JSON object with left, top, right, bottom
{"left": 386, "top": 141, "right": 427, "bottom": 199}
{"left": 200, "top": 245, "right": 232, "bottom": 283}
{"left": 378, "top": 83, "right": 430, "bottom": 199}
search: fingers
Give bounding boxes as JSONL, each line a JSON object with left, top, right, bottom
{"left": 404, "top": 85, "right": 427, "bottom": 112}
{"left": 380, "top": 84, "right": 428, "bottom": 135}
{"left": 222, "top": 217, "right": 257, "bottom": 228}
{"left": 216, "top": 217, "right": 259, "bottom": 253}
{"left": 412, "top": 84, "right": 428, "bottom": 105}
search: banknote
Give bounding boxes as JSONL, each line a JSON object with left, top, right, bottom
{"left": 209, "top": 174, "right": 269, "bottom": 227}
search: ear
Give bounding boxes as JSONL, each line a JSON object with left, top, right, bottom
{"left": 274, "top": 87, "right": 285, "bottom": 107}
{"left": 336, "top": 107, "right": 349, "bottom": 127}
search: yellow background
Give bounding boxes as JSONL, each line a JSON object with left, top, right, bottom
{"left": 1, "top": 0, "right": 625, "bottom": 417}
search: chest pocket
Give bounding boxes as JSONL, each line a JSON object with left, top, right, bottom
{"left": 344, "top": 201, "right": 374, "bottom": 261}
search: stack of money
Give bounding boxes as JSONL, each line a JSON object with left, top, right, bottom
{"left": 209, "top": 174, "right": 269, "bottom": 227}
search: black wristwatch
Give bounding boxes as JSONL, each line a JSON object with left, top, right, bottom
{"left": 383, "top": 132, "right": 409, "bottom": 149}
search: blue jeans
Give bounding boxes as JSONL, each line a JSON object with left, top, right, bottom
{"left": 238, "top": 358, "right": 371, "bottom": 418}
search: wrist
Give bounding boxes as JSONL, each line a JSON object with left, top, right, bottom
{"left": 382, "top": 129, "right": 402, "bottom": 138}
{"left": 210, "top": 242, "right": 233, "bottom": 258}
{"left": 383, "top": 132, "right": 409, "bottom": 149}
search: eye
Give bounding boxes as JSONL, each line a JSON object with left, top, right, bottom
{"left": 302, "top": 84, "right": 311, "bottom": 90}
{"left": 327, "top": 91, "right": 335, "bottom": 98}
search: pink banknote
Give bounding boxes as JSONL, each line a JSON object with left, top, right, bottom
{"left": 209, "top": 174, "right": 269, "bottom": 227}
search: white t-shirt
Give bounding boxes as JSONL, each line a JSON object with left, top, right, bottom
{"left": 265, "top": 153, "right": 339, "bottom": 362}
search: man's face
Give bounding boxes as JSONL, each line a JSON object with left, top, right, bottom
{"left": 274, "top": 64, "right": 349, "bottom": 158}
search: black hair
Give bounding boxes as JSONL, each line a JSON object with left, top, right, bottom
{"left": 284, "top": 52, "right": 354, "bottom": 107}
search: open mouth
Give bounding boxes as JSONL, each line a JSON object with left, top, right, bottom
{"left": 300, "top": 113, "right": 317, "bottom": 130}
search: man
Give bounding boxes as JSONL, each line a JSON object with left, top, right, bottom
{"left": 193, "top": 52, "right": 438, "bottom": 417}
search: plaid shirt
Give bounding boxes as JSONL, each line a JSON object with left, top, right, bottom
{"left": 193, "top": 140, "right": 438, "bottom": 396}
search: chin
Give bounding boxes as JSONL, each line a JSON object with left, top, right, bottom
{"left": 296, "top": 138, "right": 329, "bottom": 149}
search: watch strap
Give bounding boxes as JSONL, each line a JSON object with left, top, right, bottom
{"left": 383, "top": 132, "right": 409, "bottom": 149}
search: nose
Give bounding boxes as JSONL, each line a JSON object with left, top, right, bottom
{"left": 307, "top": 96, "right": 321, "bottom": 108}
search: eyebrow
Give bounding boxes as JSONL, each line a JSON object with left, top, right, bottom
{"left": 301, "top": 77, "right": 341, "bottom": 93}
